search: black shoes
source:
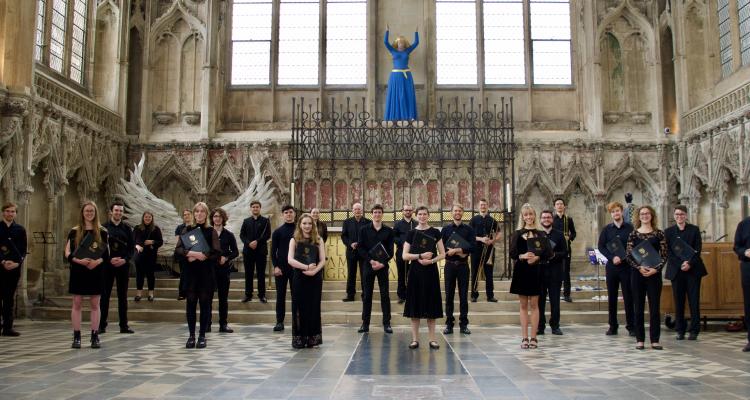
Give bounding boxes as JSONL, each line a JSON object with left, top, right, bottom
{"left": 134, "top": 295, "right": 141, "bottom": 302}
{"left": 91, "top": 331, "right": 101, "bottom": 349}
{"left": 358, "top": 325, "right": 369, "bottom": 333}
{"left": 196, "top": 336, "right": 207, "bottom": 348}
{"left": 71, "top": 331, "right": 82, "bottom": 349}
{"left": 259, "top": 296, "right": 268, "bottom": 304}
{"left": 460, "top": 326, "right": 471, "bottom": 335}
{"left": 186, "top": 336, "right": 196, "bottom": 348}
{"left": 273, "top": 322, "right": 284, "bottom": 332}
{"left": 342, "top": 296, "right": 355, "bottom": 302}
{"left": 688, "top": 333, "right": 698, "bottom": 341}
{"left": 1, "top": 329, "right": 20, "bottom": 337}
{"left": 120, "top": 327, "right": 135, "bottom": 334}
{"left": 742, "top": 343, "right": 750, "bottom": 352}
{"left": 605, "top": 328, "right": 617, "bottom": 335}
{"left": 219, "top": 325, "right": 234, "bottom": 333}
{"left": 563, "top": 296, "right": 573, "bottom": 303}
{"left": 537, "top": 330, "right": 545, "bottom": 335}
{"left": 147, "top": 295, "right": 154, "bottom": 302}
{"left": 99, "top": 326, "right": 106, "bottom": 334}
{"left": 384, "top": 325, "right": 393, "bottom": 334}
{"left": 242, "top": 295, "right": 252, "bottom": 303}
{"left": 397, "top": 298, "right": 405, "bottom": 304}
{"left": 676, "top": 333, "right": 685, "bottom": 340}
{"left": 551, "top": 328, "right": 563, "bottom": 336}
{"left": 487, "top": 297, "right": 498, "bottom": 303}
{"left": 205, "top": 326, "right": 212, "bottom": 333}
{"left": 470, "top": 296, "right": 478, "bottom": 303}
{"left": 651, "top": 343, "right": 663, "bottom": 350}
{"left": 429, "top": 341, "right": 440, "bottom": 350}
{"left": 443, "top": 326, "right": 453, "bottom": 335}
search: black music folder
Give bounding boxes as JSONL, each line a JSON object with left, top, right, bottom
{"left": 631, "top": 240, "right": 661, "bottom": 267}
{"left": 180, "top": 228, "right": 210, "bottom": 254}
{"left": 446, "top": 232, "right": 472, "bottom": 252}
{"left": 606, "top": 237, "right": 627, "bottom": 260}
{"left": 72, "top": 233, "right": 106, "bottom": 260}
{"left": 671, "top": 236, "right": 697, "bottom": 262}
{"left": 295, "top": 242, "right": 319, "bottom": 265}
{"left": 409, "top": 230, "right": 437, "bottom": 255}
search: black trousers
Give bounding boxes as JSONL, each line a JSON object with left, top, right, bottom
{"left": 244, "top": 250, "right": 267, "bottom": 297}
{"left": 177, "top": 259, "right": 187, "bottom": 297}
{"left": 186, "top": 290, "right": 213, "bottom": 336}
{"left": 741, "top": 263, "right": 750, "bottom": 342}
{"left": 539, "top": 263, "right": 562, "bottom": 331}
{"left": 444, "top": 260, "right": 469, "bottom": 328}
{"left": 632, "top": 271, "right": 662, "bottom": 343}
{"left": 396, "top": 247, "right": 407, "bottom": 300}
{"left": 361, "top": 263, "right": 391, "bottom": 326}
{"left": 345, "top": 250, "right": 365, "bottom": 298}
{"left": 100, "top": 264, "right": 130, "bottom": 330}
{"left": 275, "top": 266, "right": 294, "bottom": 324}
{"left": 470, "top": 250, "right": 494, "bottom": 299}
{"left": 0, "top": 268, "right": 20, "bottom": 332}
{"left": 209, "top": 266, "right": 231, "bottom": 327}
{"left": 562, "top": 255, "right": 572, "bottom": 297}
{"left": 135, "top": 259, "right": 155, "bottom": 291}
{"left": 671, "top": 272, "right": 702, "bottom": 335}
{"left": 606, "top": 265, "right": 634, "bottom": 332}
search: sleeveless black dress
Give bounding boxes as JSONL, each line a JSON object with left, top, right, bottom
{"left": 403, "top": 227, "right": 443, "bottom": 319}
{"left": 509, "top": 228, "right": 549, "bottom": 296}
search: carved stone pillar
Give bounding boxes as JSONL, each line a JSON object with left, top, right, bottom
{"left": 200, "top": 0, "right": 220, "bottom": 140}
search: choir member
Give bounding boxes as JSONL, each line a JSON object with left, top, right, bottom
{"left": 240, "top": 201, "right": 271, "bottom": 303}
{"left": 100, "top": 201, "right": 135, "bottom": 334}
{"left": 271, "top": 205, "right": 297, "bottom": 331}
{"left": 538, "top": 209, "right": 566, "bottom": 336}
{"left": 209, "top": 208, "right": 239, "bottom": 333}
{"left": 598, "top": 201, "right": 635, "bottom": 336}
{"left": 341, "top": 203, "right": 370, "bottom": 302}
{"left": 394, "top": 204, "right": 417, "bottom": 304}
{"left": 0, "top": 202, "right": 27, "bottom": 337}
{"left": 733, "top": 216, "right": 750, "bottom": 352}
{"left": 552, "top": 198, "right": 576, "bottom": 303}
{"left": 357, "top": 204, "right": 394, "bottom": 334}
{"left": 470, "top": 199, "right": 500, "bottom": 302}
{"left": 441, "top": 204, "right": 475, "bottom": 335}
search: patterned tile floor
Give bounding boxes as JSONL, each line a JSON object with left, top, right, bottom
{"left": 0, "top": 320, "right": 748, "bottom": 399}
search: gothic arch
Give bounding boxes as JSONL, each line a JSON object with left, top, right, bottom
{"left": 206, "top": 153, "right": 242, "bottom": 194}
{"left": 148, "top": 153, "right": 201, "bottom": 194}
{"left": 149, "top": 0, "right": 206, "bottom": 46}
{"left": 604, "top": 153, "right": 660, "bottom": 201}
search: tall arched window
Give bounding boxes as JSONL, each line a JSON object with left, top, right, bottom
{"left": 34, "top": 0, "right": 90, "bottom": 85}
{"left": 717, "top": 0, "right": 733, "bottom": 77}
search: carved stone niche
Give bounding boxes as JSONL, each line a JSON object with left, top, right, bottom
{"left": 183, "top": 111, "right": 200, "bottom": 125}
{"left": 630, "top": 111, "right": 651, "bottom": 124}
{"left": 153, "top": 111, "right": 176, "bottom": 125}
{"left": 603, "top": 111, "right": 622, "bottom": 124}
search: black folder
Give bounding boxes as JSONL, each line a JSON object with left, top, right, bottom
{"left": 368, "top": 242, "right": 391, "bottom": 264}
{"left": 72, "top": 233, "right": 106, "bottom": 260}
{"left": 180, "top": 227, "right": 210, "bottom": 254}
{"left": 671, "top": 236, "right": 697, "bottom": 262}
{"left": 295, "top": 242, "right": 319, "bottom": 265}
{"left": 446, "top": 231, "right": 472, "bottom": 251}
{"left": 605, "top": 237, "right": 627, "bottom": 259}
{"left": 0, "top": 238, "right": 21, "bottom": 262}
{"left": 409, "top": 230, "right": 437, "bottom": 255}
{"left": 631, "top": 240, "right": 661, "bottom": 267}
{"left": 528, "top": 236, "right": 549, "bottom": 256}
{"left": 108, "top": 236, "right": 129, "bottom": 257}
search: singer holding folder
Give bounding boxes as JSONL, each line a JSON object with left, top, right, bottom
{"left": 174, "top": 202, "right": 221, "bottom": 349}
{"left": 598, "top": 201, "right": 635, "bottom": 336}
{"left": 440, "top": 204, "right": 475, "bottom": 335}
{"left": 356, "top": 204, "right": 395, "bottom": 334}
{"left": 625, "top": 205, "right": 668, "bottom": 350}
{"left": 64, "top": 201, "right": 109, "bottom": 349}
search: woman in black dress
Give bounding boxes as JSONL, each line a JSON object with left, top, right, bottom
{"left": 287, "top": 213, "right": 326, "bottom": 349}
{"left": 509, "top": 204, "right": 551, "bottom": 349}
{"left": 133, "top": 212, "right": 163, "bottom": 302}
{"left": 174, "top": 202, "right": 221, "bottom": 349}
{"left": 626, "top": 205, "right": 668, "bottom": 350}
{"left": 64, "top": 201, "right": 109, "bottom": 349}
{"left": 402, "top": 206, "right": 445, "bottom": 350}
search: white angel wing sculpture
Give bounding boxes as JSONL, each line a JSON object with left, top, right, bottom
{"left": 116, "top": 154, "right": 182, "bottom": 256}
{"left": 221, "top": 152, "right": 277, "bottom": 236}
{"left": 116, "top": 152, "right": 277, "bottom": 257}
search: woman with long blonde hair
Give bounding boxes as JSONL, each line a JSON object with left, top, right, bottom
{"left": 287, "top": 213, "right": 326, "bottom": 348}
{"left": 64, "top": 201, "right": 109, "bottom": 349}
{"left": 509, "top": 204, "right": 552, "bottom": 349}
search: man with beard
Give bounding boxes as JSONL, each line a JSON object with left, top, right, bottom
{"left": 341, "top": 203, "right": 370, "bottom": 302}
{"left": 597, "top": 201, "right": 634, "bottom": 336}
{"left": 393, "top": 204, "right": 417, "bottom": 303}
{"left": 538, "top": 210, "right": 566, "bottom": 336}
{"left": 100, "top": 202, "right": 135, "bottom": 334}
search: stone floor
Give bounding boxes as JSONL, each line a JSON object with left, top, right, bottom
{"left": 0, "top": 320, "right": 749, "bottom": 399}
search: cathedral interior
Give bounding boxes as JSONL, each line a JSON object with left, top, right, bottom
{"left": 1, "top": 0, "right": 750, "bottom": 399}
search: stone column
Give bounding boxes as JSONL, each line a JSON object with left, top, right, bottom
{"left": 200, "top": 0, "right": 220, "bottom": 140}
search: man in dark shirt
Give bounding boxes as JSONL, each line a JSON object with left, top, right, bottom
{"left": 356, "top": 204, "right": 395, "bottom": 334}
{"left": 0, "top": 203, "right": 27, "bottom": 336}
{"left": 100, "top": 201, "right": 135, "bottom": 334}
{"left": 470, "top": 199, "right": 500, "bottom": 302}
{"left": 538, "top": 209, "right": 567, "bottom": 336}
{"left": 441, "top": 204, "right": 475, "bottom": 335}
{"left": 553, "top": 198, "right": 576, "bottom": 302}
{"left": 271, "top": 205, "right": 297, "bottom": 331}
{"left": 341, "top": 203, "right": 371, "bottom": 302}
{"left": 665, "top": 205, "right": 707, "bottom": 341}
{"left": 208, "top": 207, "right": 240, "bottom": 333}
{"left": 174, "top": 209, "right": 192, "bottom": 300}
{"left": 598, "top": 201, "right": 635, "bottom": 336}
{"left": 733, "top": 216, "right": 750, "bottom": 352}
{"left": 311, "top": 208, "right": 328, "bottom": 243}
{"left": 393, "top": 204, "right": 416, "bottom": 303}
{"left": 240, "top": 201, "right": 271, "bottom": 303}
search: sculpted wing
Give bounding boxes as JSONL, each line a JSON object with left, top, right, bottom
{"left": 116, "top": 153, "right": 182, "bottom": 256}
{"left": 222, "top": 152, "right": 277, "bottom": 236}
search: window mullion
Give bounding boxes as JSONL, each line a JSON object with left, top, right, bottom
{"left": 476, "top": 0, "right": 485, "bottom": 92}
{"left": 524, "top": 0, "right": 532, "bottom": 89}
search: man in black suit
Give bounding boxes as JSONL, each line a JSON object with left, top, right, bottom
{"left": 341, "top": 202, "right": 370, "bottom": 302}
{"left": 441, "top": 204, "right": 475, "bottom": 335}
{"left": 0, "top": 203, "right": 27, "bottom": 336}
{"left": 598, "top": 201, "right": 635, "bottom": 336}
{"left": 665, "top": 205, "right": 707, "bottom": 341}
{"left": 393, "top": 204, "right": 416, "bottom": 303}
{"left": 101, "top": 201, "right": 135, "bottom": 334}
{"left": 553, "top": 198, "right": 576, "bottom": 302}
{"left": 240, "top": 201, "right": 271, "bottom": 303}
{"left": 470, "top": 199, "right": 500, "bottom": 302}
{"left": 357, "top": 204, "right": 394, "bottom": 333}
{"left": 733, "top": 216, "right": 750, "bottom": 352}
{"left": 538, "top": 209, "right": 567, "bottom": 335}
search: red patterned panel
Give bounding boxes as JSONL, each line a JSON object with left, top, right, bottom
{"left": 412, "top": 179, "right": 425, "bottom": 208}
{"left": 443, "top": 179, "right": 455, "bottom": 207}
{"left": 473, "top": 180, "right": 485, "bottom": 208}
{"left": 381, "top": 180, "right": 393, "bottom": 209}
{"left": 335, "top": 180, "right": 347, "bottom": 209}
{"left": 320, "top": 179, "right": 332, "bottom": 210}
{"left": 303, "top": 180, "right": 317, "bottom": 211}
{"left": 396, "top": 179, "right": 408, "bottom": 208}
{"left": 489, "top": 179, "right": 501, "bottom": 210}
{"left": 458, "top": 180, "right": 470, "bottom": 207}
{"left": 351, "top": 179, "right": 362, "bottom": 205}
{"left": 427, "top": 180, "right": 440, "bottom": 209}
{"left": 366, "top": 180, "right": 379, "bottom": 206}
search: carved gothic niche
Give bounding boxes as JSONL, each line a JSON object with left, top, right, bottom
{"left": 684, "top": 3, "right": 710, "bottom": 109}
{"left": 396, "top": 179, "right": 408, "bottom": 208}
{"left": 599, "top": 9, "right": 654, "bottom": 126}
{"left": 366, "top": 180, "right": 379, "bottom": 206}
{"left": 443, "top": 178, "right": 456, "bottom": 207}
{"left": 458, "top": 180, "right": 470, "bottom": 207}
{"left": 350, "top": 179, "right": 362, "bottom": 205}
{"left": 180, "top": 32, "right": 204, "bottom": 125}
{"left": 303, "top": 179, "right": 317, "bottom": 210}
{"left": 427, "top": 180, "right": 440, "bottom": 209}
{"left": 152, "top": 30, "right": 181, "bottom": 124}
{"left": 660, "top": 26, "right": 677, "bottom": 133}
{"left": 93, "top": 2, "right": 120, "bottom": 110}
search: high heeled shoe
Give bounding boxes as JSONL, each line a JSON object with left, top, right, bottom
{"left": 408, "top": 341, "right": 419, "bottom": 349}
{"left": 520, "top": 338, "right": 529, "bottom": 349}
{"left": 429, "top": 341, "right": 440, "bottom": 350}
{"left": 185, "top": 336, "right": 196, "bottom": 348}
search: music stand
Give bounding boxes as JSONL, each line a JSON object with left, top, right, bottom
{"left": 32, "top": 232, "right": 57, "bottom": 307}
